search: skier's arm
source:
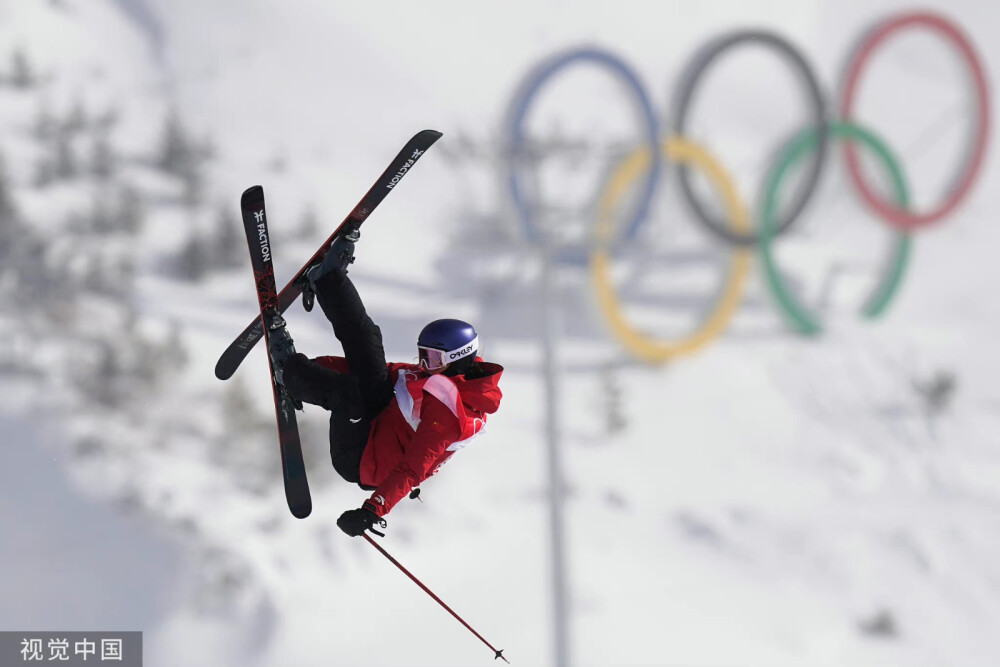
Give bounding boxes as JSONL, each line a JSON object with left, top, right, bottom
{"left": 367, "top": 394, "right": 461, "bottom": 516}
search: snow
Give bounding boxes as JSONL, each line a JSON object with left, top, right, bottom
{"left": 1, "top": 0, "right": 999, "bottom": 666}
{"left": 0, "top": 414, "right": 181, "bottom": 631}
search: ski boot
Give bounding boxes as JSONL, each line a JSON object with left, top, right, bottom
{"left": 267, "top": 312, "right": 303, "bottom": 410}
{"left": 301, "top": 226, "right": 360, "bottom": 312}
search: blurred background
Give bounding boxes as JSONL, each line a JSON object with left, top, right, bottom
{"left": 0, "top": 0, "right": 997, "bottom": 665}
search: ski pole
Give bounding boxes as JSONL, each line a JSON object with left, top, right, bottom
{"left": 362, "top": 533, "right": 509, "bottom": 663}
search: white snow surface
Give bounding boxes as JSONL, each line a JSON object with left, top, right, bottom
{"left": 2, "top": 0, "right": 999, "bottom": 666}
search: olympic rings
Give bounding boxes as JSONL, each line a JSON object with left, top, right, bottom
{"left": 670, "top": 30, "right": 829, "bottom": 246}
{"left": 759, "top": 122, "right": 913, "bottom": 336}
{"left": 505, "top": 47, "right": 661, "bottom": 248}
{"left": 493, "top": 11, "right": 990, "bottom": 361}
{"left": 840, "top": 11, "right": 991, "bottom": 230}
{"left": 503, "top": 12, "right": 989, "bottom": 249}
{"left": 590, "top": 137, "right": 752, "bottom": 362}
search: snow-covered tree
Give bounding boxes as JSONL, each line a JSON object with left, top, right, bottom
{"left": 10, "top": 48, "right": 34, "bottom": 89}
{"left": 213, "top": 203, "right": 243, "bottom": 268}
{"left": 88, "top": 194, "right": 114, "bottom": 234}
{"left": 162, "top": 321, "right": 190, "bottom": 371}
{"left": 88, "top": 341, "right": 125, "bottom": 408}
{"left": 96, "top": 107, "right": 119, "bottom": 132}
{"left": 116, "top": 185, "right": 144, "bottom": 235}
{"left": 180, "top": 162, "right": 204, "bottom": 209}
{"left": 53, "top": 130, "right": 77, "bottom": 180}
{"left": 297, "top": 205, "right": 319, "bottom": 241}
{"left": 159, "top": 110, "right": 196, "bottom": 176}
{"left": 221, "top": 377, "right": 266, "bottom": 438}
{"left": 176, "top": 230, "right": 211, "bottom": 281}
{"left": 0, "top": 154, "right": 19, "bottom": 231}
{"left": 90, "top": 132, "right": 115, "bottom": 180}
{"left": 63, "top": 99, "right": 87, "bottom": 134}
{"left": 34, "top": 159, "right": 55, "bottom": 188}
{"left": 33, "top": 104, "right": 55, "bottom": 141}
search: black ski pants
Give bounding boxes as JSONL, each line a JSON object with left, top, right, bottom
{"left": 282, "top": 269, "right": 395, "bottom": 486}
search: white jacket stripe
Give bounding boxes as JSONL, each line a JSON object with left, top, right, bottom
{"left": 394, "top": 370, "right": 420, "bottom": 431}
{"left": 421, "top": 375, "right": 461, "bottom": 418}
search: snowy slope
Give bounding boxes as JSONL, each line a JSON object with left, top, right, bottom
{"left": 2, "top": 1, "right": 999, "bottom": 666}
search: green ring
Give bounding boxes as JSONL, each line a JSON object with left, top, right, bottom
{"left": 760, "top": 121, "right": 913, "bottom": 336}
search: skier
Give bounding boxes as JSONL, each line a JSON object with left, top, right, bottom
{"left": 267, "top": 227, "right": 503, "bottom": 537}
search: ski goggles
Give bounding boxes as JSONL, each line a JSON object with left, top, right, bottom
{"left": 418, "top": 336, "right": 479, "bottom": 371}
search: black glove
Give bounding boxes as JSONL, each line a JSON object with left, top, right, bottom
{"left": 337, "top": 502, "right": 386, "bottom": 537}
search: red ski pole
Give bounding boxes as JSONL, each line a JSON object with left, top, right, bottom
{"left": 362, "top": 534, "right": 509, "bottom": 663}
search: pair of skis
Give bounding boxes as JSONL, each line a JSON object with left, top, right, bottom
{"left": 231, "top": 130, "right": 442, "bottom": 519}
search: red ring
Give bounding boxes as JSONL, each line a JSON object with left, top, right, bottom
{"left": 840, "top": 12, "right": 991, "bottom": 230}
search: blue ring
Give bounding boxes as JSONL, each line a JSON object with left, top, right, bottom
{"left": 505, "top": 47, "right": 661, "bottom": 256}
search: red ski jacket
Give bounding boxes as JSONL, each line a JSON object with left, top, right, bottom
{"left": 314, "top": 356, "right": 503, "bottom": 516}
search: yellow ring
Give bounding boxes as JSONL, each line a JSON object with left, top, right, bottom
{"left": 590, "top": 137, "right": 752, "bottom": 363}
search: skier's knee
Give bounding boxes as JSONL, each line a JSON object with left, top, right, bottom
{"left": 281, "top": 353, "right": 316, "bottom": 402}
{"left": 282, "top": 352, "right": 308, "bottom": 380}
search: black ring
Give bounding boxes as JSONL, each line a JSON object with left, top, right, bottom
{"left": 670, "top": 30, "right": 829, "bottom": 247}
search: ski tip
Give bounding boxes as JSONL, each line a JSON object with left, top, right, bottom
{"left": 418, "top": 129, "right": 443, "bottom": 142}
{"left": 241, "top": 185, "right": 264, "bottom": 205}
